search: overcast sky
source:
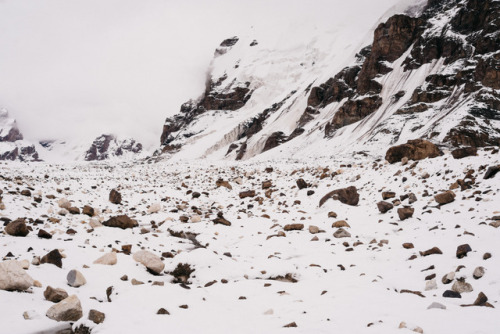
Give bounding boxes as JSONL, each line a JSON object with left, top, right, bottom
{"left": 0, "top": 0, "right": 406, "bottom": 149}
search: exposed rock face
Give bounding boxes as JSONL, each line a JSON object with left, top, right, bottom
{"left": 385, "top": 140, "right": 442, "bottom": 163}
{"left": 85, "top": 134, "right": 142, "bottom": 161}
{"left": 0, "top": 260, "right": 35, "bottom": 291}
{"left": 0, "top": 109, "right": 41, "bottom": 162}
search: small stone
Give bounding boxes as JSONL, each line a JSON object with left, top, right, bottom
{"left": 93, "top": 252, "right": 117, "bottom": 265}
{"left": 402, "top": 243, "right": 414, "bottom": 249}
{"left": 452, "top": 280, "right": 473, "bottom": 293}
{"left": 147, "top": 203, "right": 161, "bottom": 214}
{"left": 131, "top": 278, "right": 143, "bottom": 285}
{"left": 473, "top": 292, "right": 488, "bottom": 306}
{"left": 419, "top": 247, "right": 442, "bottom": 257}
{"left": 88, "top": 309, "right": 105, "bottom": 324}
{"left": 66, "top": 269, "right": 86, "bottom": 288}
{"left": 377, "top": 201, "right": 394, "bottom": 213}
{"left": 328, "top": 212, "right": 337, "bottom": 218}
{"left": 41, "top": 249, "right": 63, "bottom": 268}
{"left": 46, "top": 295, "right": 83, "bottom": 322}
{"left": 427, "top": 302, "right": 446, "bottom": 310}
{"left": 213, "top": 212, "right": 231, "bottom": 226}
{"left": 89, "top": 218, "right": 103, "bottom": 228}
{"left": 121, "top": 244, "right": 132, "bottom": 255}
{"left": 133, "top": 250, "right": 165, "bottom": 275}
{"left": 333, "top": 228, "right": 351, "bottom": 238}
{"left": 442, "top": 272, "right": 455, "bottom": 284}
{"left": 332, "top": 220, "right": 350, "bottom": 228}
{"left": 398, "top": 207, "right": 414, "bottom": 220}
{"left": 284, "top": 322, "right": 297, "bottom": 328}
{"left": 425, "top": 279, "right": 437, "bottom": 291}
{"left": 109, "top": 189, "right": 122, "bottom": 204}
{"left": 239, "top": 190, "right": 256, "bottom": 199}
{"left": 382, "top": 191, "right": 396, "bottom": 200}
{"left": 157, "top": 308, "right": 170, "bottom": 315}
{"left": 103, "top": 215, "right": 138, "bottom": 229}
{"left": 68, "top": 207, "right": 80, "bottom": 215}
{"left": 434, "top": 191, "right": 456, "bottom": 205}
{"left": 284, "top": 224, "right": 304, "bottom": 231}
{"left": 44, "top": 286, "right": 69, "bottom": 303}
{"left": 82, "top": 205, "right": 95, "bottom": 217}
{"left": 308, "top": 225, "right": 319, "bottom": 234}
{"left": 473, "top": 266, "right": 485, "bottom": 279}
{"left": 483, "top": 252, "right": 492, "bottom": 260}
{"left": 190, "top": 215, "right": 201, "bottom": 223}
{"left": 456, "top": 244, "right": 472, "bottom": 259}
{"left": 296, "top": 179, "right": 308, "bottom": 189}
{"left": 57, "top": 198, "right": 71, "bottom": 209}
{"left": 443, "top": 290, "right": 461, "bottom": 298}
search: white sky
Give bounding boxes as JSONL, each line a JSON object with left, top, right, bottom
{"left": 0, "top": 0, "right": 405, "bottom": 149}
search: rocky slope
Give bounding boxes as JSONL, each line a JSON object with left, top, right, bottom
{"left": 159, "top": 0, "right": 500, "bottom": 161}
{"left": 0, "top": 109, "right": 40, "bottom": 162}
{"left": 84, "top": 135, "right": 143, "bottom": 162}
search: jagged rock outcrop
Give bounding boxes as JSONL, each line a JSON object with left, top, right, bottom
{"left": 0, "top": 109, "right": 40, "bottom": 162}
{"left": 85, "top": 134, "right": 142, "bottom": 161}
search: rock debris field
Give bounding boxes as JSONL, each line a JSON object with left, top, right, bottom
{"left": 1, "top": 151, "right": 500, "bottom": 333}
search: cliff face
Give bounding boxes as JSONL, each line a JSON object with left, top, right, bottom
{"left": 84, "top": 134, "right": 143, "bottom": 161}
{"left": 159, "top": 0, "right": 500, "bottom": 161}
{"left": 0, "top": 109, "right": 40, "bottom": 162}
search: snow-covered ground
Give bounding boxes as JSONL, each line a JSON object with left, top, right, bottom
{"left": 1, "top": 148, "right": 499, "bottom": 333}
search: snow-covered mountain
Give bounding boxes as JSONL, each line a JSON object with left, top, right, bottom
{"left": 159, "top": 0, "right": 500, "bottom": 161}
{"left": 0, "top": 108, "right": 40, "bottom": 161}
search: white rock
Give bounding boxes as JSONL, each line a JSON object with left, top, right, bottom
{"left": 58, "top": 208, "right": 69, "bottom": 216}
{"left": 133, "top": 250, "right": 165, "bottom": 274}
{"left": 32, "top": 256, "right": 40, "bottom": 266}
{"left": 89, "top": 218, "right": 103, "bottom": 228}
{"left": 452, "top": 280, "right": 473, "bottom": 293}
{"left": 473, "top": 266, "right": 485, "bottom": 279}
{"left": 234, "top": 177, "right": 243, "bottom": 185}
{"left": 0, "top": 260, "right": 35, "bottom": 291}
{"left": 425, "top": 279, "right": 437, "bottom": 291}
{"left": 93, "top": 252, "right": 117, "bottom": 265}
{"left": 66, "top": 269, "right": 86, "bottom": 287}
{"left": 20, "top": 259, "right": 30, "bottom": 270}
{"left": 190, "top": 215, "right": 201, "bottom": 223}
{"left": 309, "top": 225, "right": 320, "bottom": 234}
{"left": 23, "top": 310, "right": 40, "bottom": 320}
{"left": 427, "top": 302, "right": 446, "bottom": 310}
{"left": 147, "top": 203, "right": 162, "bottom": 214}
{"left": 46, "top": 295, "right": 83, "bottom": 322}
{"left": 57, "top": 198, "right": 71, "bottom": 209}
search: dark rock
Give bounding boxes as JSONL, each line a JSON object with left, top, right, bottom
{"left": 88, "top": 309, "right": 105, "bottom": 324}
{"left": 157, "top": 308, "right": 170, "bottom": 315}
{"left": 239, "top": 190, "right": 256, "bottom": 199}
{"left": 296, "top": 178, "right": 308, "bottom": 190}
{"left": 385, "top": 139, "right": 442, "bottom": 164}
{"left": 434, "top": 190, "right": 456, "bottom": 205}
{"left": 68, "top": 207, "right": 80, "bottom": 215}
{"left": 170, "top": 263, "right": 194, "bottom": 284}
{"left": 44, "top": 286, "right": 69, "bottom": 303}
{"left": 103, "top": 215, "right": 138, "bottom": 229}
{"left": 451, "top": 147, "right": 477, "bottom": 159}
{"left": 38, "top": 229, "right": 52, "bottom": 239}
{"left": 319, "top": 186, "right": 359, "bottom": 207}
{"left": 382, "top": 191, "right": 396, "bottom": 200}
{"left": 484, "top": 165, "right": 500, "bottom": 179}
{"left": 41, "top": 249, "right": 63, "bottom": 268}
{"left": 473, "top": 292, "right": 488, "bottom": 306}
{"left": 420, "top": 247, "right": 443, "bottom": 257}
{"left": 284, "top": 224, "right": 304, "bottom": 231}
{"left": 4, "top": 218, "right": 29, "bottom": 237}
{"left": 109, "top": 189, "right": 122, "bottom": 205}
{"left": 82, "top": 205, "right": 95, "bottom": 217}
{"left": 443, "top": 290, "right": 461, "bottom": 298}
{"left": 397, "top": 207, "right": 414, "bottom": 220}
{"left": 284, "top": 322, "right": 297, "bottom": 328}
{"left": 20, "top": 189, "right": 31, "bottom": 197}
{"left": 213, "top": 212, "right": 231, "bottom": 226}
{"left": 377, "top": 201, "right": 394, "bottom": 213}
{"left": 456, "top": 244, "right": 472, "bottom": 259}
{"left": 402, "top": 243, "right": 414, "bottom": 249}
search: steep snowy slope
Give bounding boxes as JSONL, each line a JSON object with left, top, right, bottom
{"left": 159, "top": 0, "right": 500, "bottom": 161}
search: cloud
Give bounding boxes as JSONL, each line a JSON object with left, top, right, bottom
{"left": 0, "top": 0, "right": 404, "bottom": 149}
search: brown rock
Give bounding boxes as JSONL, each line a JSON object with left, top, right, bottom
{"left": 216, "top": 179, "right": 232, "bottom": 190}
{"left": 434, "top": 190, "right": 456, "bottom": 205}
{"left": 44, "top": 286, "right": 69, "bottom": 303}
{"left": 451, "top": 147, "right": 477, "bottom": 159}
{"left": 4, "top": 218, "right": 29, "bottom": 237}
{"left": 262, "top": 181, "right": 272, "bottom": 189}
{"left": 385, "top": 139, "right": 442, "bottom": 164}
{"left": 103, "top": 215, "right": 138, "bottom": 229}
{"left": 397, "top": 207, "right": 414, "bottom": 220}
{"left": 41, "top": 249, "right": 63, "bottom": 268}
{"left": 420, "top": 247, "right": 443, "bottom": 257}
{"left": 213, "top": 212, "right": 231, "bottom": 226}
{"left": 109, "top": 189, "right": 122, "bottom": 204}
{"left": 402, "top": 243, "right": 414, "bottom": 249}
{"left": 38, "top": 229, "right": 52, "bottom": 239}
{"left": 319, "top": 186, "right": 359, "bottom": 207}
{"left": 382, "top": 191, "right": 396, "bottom": 200}
{"left": 377, "top": 201, "right": 394, "bottom": 213}
{"left": 456, "top": 244, "right": 472, "bottom": 259}
{"left": 88, "top": 309, "right": 105, "bottom": 324}
{"left": 239, "top": 190, "right": 256, "bottom": 199}
{"left": 296, "top": 178, "right": 308, "bottom": 190}
{"left": 82, "top": 205, "right": 95, "bottom": 217}
{"left": 284, "top": 224, "right": 304, "bottom": 231}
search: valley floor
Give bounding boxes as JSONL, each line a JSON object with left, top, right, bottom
{"left": 1, "top": 151, "right": 499, "bottom": 334}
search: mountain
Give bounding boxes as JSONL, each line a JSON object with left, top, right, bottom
{"left": 0, "top": 108, "right": 40, "bottom": 161}
{"left": 159, "top": 0, "right": 500, "bottom": 161}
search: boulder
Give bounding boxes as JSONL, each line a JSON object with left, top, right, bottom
{"left": 456, "top": 244, "right": 472, "bottom": 258}
{"left": 46, "top": 295, "right": 83, "bottom": 322}
{"left": 377, "top": 201, "right": 394, "bottom": 213}
{"left": 66, "top": 270, "right": 86, "bottom": 287}
{"left": 44, "top": 286, "right": 69, "bottom": 303}
{"left": 451, "top": 147, "right": 477, "bottom": 159}
{"left": 41, "top": 249, "right": 63, "bottom": 268}
{"left": 319, "top": 186, "right": 359, "bottom": 207}
{"left": 434, "top": 190, "right": 455, "bottom": 205}
{"left": 4, "top": 218, "right": 29, "bottom": 237}
{"left": 385, "top": 139, "right": 442, "bottom": 163}
{"left": 284, "top": 224, "right": 304, "bottom": 231}
{"left": 88, "top": 309, "right": 105, "bottom": 324}
{"left": 82, "top": 205, "right": 95, "bottom": 217}
{"left": 397, "top": 207, "right": 414, "bottom": 220}
{"left": 0, "top": 260, "right": 34, "bottom": 291}
{"left": 103, "top": 215, "right": 138, "bottom": 229}
{"left": 109, "top": 189, "right": 122, "bottom": 204}
{"left": 133, "top": 250, "right": 165, "bottom": 275}
{"left": 296, "top": 178, "right": 308, "bottom": 190}
{"left": 93, "top": 252, "right": 117, "bottom": 265}
{"left": 239, "top": 190, "right": 256, "bottom": 199}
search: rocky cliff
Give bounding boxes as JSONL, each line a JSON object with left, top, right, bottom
{"left": 0, "top": 109, "right": 40, "bottom": 162}
{"left": 159, "top": 0, "right": 500, "bottom": 161}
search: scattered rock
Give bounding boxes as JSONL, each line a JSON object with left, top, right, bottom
{"left": 473, "top": 266, "right": 485, "bottom": 279}
{"left": 456, "top": 244, "right": 472, "bottom": 259}
{"left": 296, "top": 179, "right": 308, "bottom": 189}
{"left": 377, "top": 201, "right": 394, "bottom": 213}
{"left": 133, "top": 250, "right": 165, "bottom": 275}
{"left": 44, "top": 286, "right": 69, "bottom": 303}
{"left": 109, "top": 189, "right": 122, "bottom": 204}
{"left": 4, "top": 218, "right": 29, "bottom": 237}
{"left": 67, "top": 269, "right": 86, "bottom": 288}
{"left": 0, "top": 260, "right": 34, "bottom": 291}
{"left": 333, "top": 228, "right": 351, "bottom": 238}
{"left": 284, "top": 224, "right": 304, "bottom": 231}
{"left": 88, "top": 309, "right": 105, "bottom": 324}
{"left": 38, "top": 229, "right": 52, "bottom": 239}
{"left": 41, "top": 249, "right": 63, "bottom": 268}
{"left": 402, "top": 243, "right": 414, "bottom": 249}
{"left": 82, "top": 205, "right": 95, "bottom": 217}
{"left": 239, "top": 190, "right": 256, "bottom": 199}
{"left": 46, "top": 295, "right": 83, "bottom": 322}
{"left": 385, "top": 139, "right": 442, "bottom": 164}
{"left": 452, "top": 279, "right": 473, "bottom": 293}
{"left": 451, "top": 147, "right": 477, "bottom": 159}
{"left": 397, "top": 207, "right": 414, "bottom": 220}
{"left": 308, "top": 225, "right": 320, "bottom": 234}
{"left": 420, "top": 247, "right": 442, "bottom": 257}
{"left": 319, "top": 186, "right": 359, "bottom": 207}
{"left": 147, "top": 203, "right": 162, "bottom": 214}
{"left": 93, "top": 252, "right": 117, "bottom": 265}
{"left": 157, "top": 308, "right": 170, "bottom": 315}
{"left": 103, "top": 215, "right": 138, "bottom": 229}
{"left": 443, "top": 290, "right": 461, "bottom": 298}
{"left": 213, "top": 212, "right": 231, "bottom": 226}
{"left": 483, "top": 165, "right": 500, "bottom": 179}
{"left": 434, "top": 191, "right": 455, "bottom": 205}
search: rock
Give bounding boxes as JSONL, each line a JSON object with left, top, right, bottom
{"left": 4, "top": 218, "right": 29, "bottom": 237}
{"left": 442, "top": 272, "right": 455, "bottom": 284}
{"left": 483, "top": 252, "right": 492, "bottom": 260}
{"left": 377, "top": 201, "right": 394, "bottom": 213}
{"left": 239, "top": 190, "right": 256, "bottom": 199}
{"left": 420, "top": 247, "right": 442, "bottom": 256}
{"left": 57, "top": 198, "right": 71, "bottom": 209}
{"left": 456, "top": 244, "right": 472, "bottom": 258}
{"left": 44, "top": 286, "right": 69, "bottom": 303}
{"left": 296, "top": 178, "right": 308, "bottom": 189}
{"left": 103, "top": 215, "right": 138, "bottom": 229}
{"left": 443, "top": 290, "right": 461, "bottom": 298}
{"left": 425, "top": 279, "right": 437, "bottom": 291}
{"left": 434, "top": 190, "right": 455, "bottom": 205}
{"left": 473, "top": 266, "right": 485, "bottom": 279}
{"left": 147, "top": 203, "right": 161, "bottom": 214}
{"left": 382, "top": 191, "right": 396, "bottom": 200}
{"left": 20, "top": 189, "right": 31, "bottom": 197}
{"left": 131, "top": 278, "right": 144, "bottom": 285}
{"left": 109, "top": 189, "right": 122, "bottom": 204}
{"left": 452, "top": 279, "right": 473, "bottom": 293}
{"left": 190, "top": 215, "right": 201, "bottom": 223}
{"left": 46, "top": 295, "right": 83, "bottom": 322}
{"left": 133, "top": 250, "right": 165, "bottom": 275}
{"left": 93, "top": 252, "right": 117, "bottom": 265}
{"left": 451, "top": 147, "right": 477, "bottom": 159}
{"left": 284, "top": 224, "right": 304, "bottom": 231}
{"left": 308, "top": 225, "right": 320, "bottom": 234}
{"left": 328, "top": 212, "right": 337, "bottom": 218}
{"left": 68, "top": 207, "right": 80, "bottom": 215}
{"left": 427, "top": 302, "right": 446, "bottom": 310}
{"left": 402, "top": 243, "right": 414, "bottom": 249}
{"left": 283, "top": 322, "right": 297, "bottom": 328}
{"left": 157, "top": 308, "right": 170, "bottom": 315}
{"left": 82, "top": 205, "right": 95, "bottom": 217}
{"left": 333, "top": 228, "right": 351, "bottom": 238}
{"left": 473, "top": 292, "right": 489, "bottom": 306}
{"left": 66, "top": 270, "right": 86, "bottom": 287}
{"left": 88, "top": 309, "right": 105, "bottom": 324}
{"left": 41, "top": 249, "right": 63, "bottom": 268}
{"left": 385, "top": 139, "right": 442, "bottom": 164}
{"left": 262, "top": 181, "right": 272, "bottom": 189}
{"left": 213, "top": 212, "right": 231, "bottom": 226}
{"left": 0, "top": 260, "right": 34, "bottom": 291}
{"left": 332, "top": 220, "right": 350, "bottom": 228}
{"left": 38, "top": 229, "right": 52, "bottom": 239}
{"left": 89, "top": 218, "right": 103, "bottom": 228}
{"left": 216, "top": 179, "right": 232, "bottom": 190}
{"left": 483, "top": 165, "right": 500, "bottom": 179}
{"left": 397, "top": 207, "right": 414, "bottom": 220}
{"left": 319, "top": 186, "right": 359, "bottom": 207}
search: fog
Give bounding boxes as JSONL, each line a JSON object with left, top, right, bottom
{"left": 0, "top": 0, "right": 404, "bottom": 149}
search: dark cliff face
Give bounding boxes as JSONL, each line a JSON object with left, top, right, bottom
{"left": 85, "top": 135, "right": 143, "bottom": 161}
{"left": 0, "top": 110, "right": 40, "bottom": 162}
